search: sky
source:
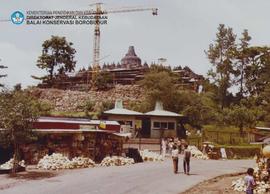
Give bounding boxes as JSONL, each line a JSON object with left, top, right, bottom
{"left": 1, "top": 0, "right": 270, "bottom": 88}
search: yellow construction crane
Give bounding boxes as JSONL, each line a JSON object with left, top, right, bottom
{"left": 88, "top": 3, "right": 158, "bottom": 87}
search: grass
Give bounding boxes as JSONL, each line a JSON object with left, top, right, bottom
{"left": 214, "top": 144, "right": 261, "bottom": 149}
{"left": 203, "top": 125, "right": 242, "bottom": 133}
{"left": 48, "top": 111, "right": 87, "bottom": 118}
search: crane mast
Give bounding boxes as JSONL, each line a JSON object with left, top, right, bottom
{"left": 89, "top": 3, "right": 158, "bottom": 88}
{"left": 90, "top": 3, "right": 103, "bottom": 86}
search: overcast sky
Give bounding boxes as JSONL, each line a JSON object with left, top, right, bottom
{"left": 1, "top": 0, "right": 270, "bottom": 88}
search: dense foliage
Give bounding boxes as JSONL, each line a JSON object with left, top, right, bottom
{"left": 33, "top": 36, "right": 76, "bottom": 85}
{"left": 138, "top": 24, "right": 270, "bottom": 133}
{"left": 0, "top": 88, "right": 41, "bottom": 173}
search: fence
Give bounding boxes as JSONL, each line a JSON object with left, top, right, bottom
{"left": 202, "top": 131, "right": 252, "bottom": 145}
{"left": 187, "top": 136, "right": 202, "bottom": 149}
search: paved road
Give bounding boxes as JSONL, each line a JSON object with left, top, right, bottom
{"left": 0, "top": 156, "right": 254, "bottom": 194}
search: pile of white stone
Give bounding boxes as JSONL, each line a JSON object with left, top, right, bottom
{"left": 0, "top": 158, "right": 25, "bottom": 169}
{"left": 232, "top": 178, "right": 270, "bottom": 193}
{"left": 231, "top": 178, "right": 247, "bottom": 192}
{"left": 232, "top": 161, "right": 270, "bottom": 193}
{"left": 139, "top": 150, "right": 164, "bottom": 162}
{"left": 71, "top": 157, "right": 95, "bottom": 168}
{"left": 99, "top": 156, "right": 134, "bottom": 167}
{"left": 37, "top": 153, "right": 95, "bottom": 170}
{"left": 188, "top": 146, "right": 209, "bottom": 160}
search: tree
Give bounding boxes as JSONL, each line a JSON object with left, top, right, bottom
{"left": 226, "top": 104, "right": 260, "bottom": 134}
{"left": 149, "top": 64, "right": 171, "bottom": 73}
{"left": 0, "top": 59, "right": 7, "bottom": 87}
{"left": 139, "top": 70, "right": 178, "bottom": 111}
{"left": 206, "top": 24, "right": 237, "bottom": 109}
{"left": 244, "top": 46, "right": 270, "bottom": 96}
{"left": 259, "top": 84, "right": 270, "bottom": 125}
{"left": 95, "top": 71, "right": 113, "bottom": 90}
{"left": 33, "top": 36, "right": 76, "bottom": 85}
{"left": 0, "top": 89, "right": 41, "bottom": 173}
{"left": 235, "top": 29, "right": 251, "bottom": 99}
{"left": 183, "top": 93, "right": 216, "bottom": 130}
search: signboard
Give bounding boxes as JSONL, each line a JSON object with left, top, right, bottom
{"left": 220, "top": 148, "right": 227, "bottom": 159}
{"left": 135, "top": 120, "right": 142, "bottom": 129}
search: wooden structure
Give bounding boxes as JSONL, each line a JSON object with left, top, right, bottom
{"left": 144, "top": 101, "right": 184, "bottom": 138}
{"left": 21, "top": 129, "right": 128, "bottom": 164}
{"left": 248, "top": 127, "right": 270, "bottom": 143}
{"left": 102, "top": 100, "right": 143, "bottom": 136}
{"left": 16, "top": 116, "right": 130, "bottom": 164}
{"left": 103, "top": 100, "right": 186, "bottom": 139}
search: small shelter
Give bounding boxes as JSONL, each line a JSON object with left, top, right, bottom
{"left": 144, "top": 101, "right": 184, "bottom": 138}
{"left": 16, "top": 117, "right": 127, "bottom": 164}
{"left": 103, "top": 100, "right": 143, "bottom": 135}
{"left": 248, "top": 127, "right": 270, "bottom": 143}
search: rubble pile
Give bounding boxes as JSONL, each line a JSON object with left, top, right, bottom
{"left": 139, "top": 150, "right": 164, "bottom": 162}
{"left": 0, "top": 159, "right": 25, "bottom": 169}
{"left": 232, "top": 178, "right": 270, "bottom": 193}
{"left": 37, "top": 153, "right": 73, "bottom": 170}
{"left": 231, "top": 178, "right": 246, "bottom": 192}
{"left": 99, "top": 156, "right": 135, "bottom": 167}
{"left": 232, "top": 158, "right": 270, "bottom": 193}
{"left": 188, "top": 146, "right": 209, "bottom": 160}
{"left": 71, "top": 157, "right": 95, "bottom": 168}
{"left": 30, "top": 85, "right": 145, "bottom": 112}
{"left": 37, "top": 153, "right": 95, "bottom": 170}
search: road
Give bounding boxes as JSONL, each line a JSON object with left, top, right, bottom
{"left": 0, "top": 156, "right": 254, "bottom": 194}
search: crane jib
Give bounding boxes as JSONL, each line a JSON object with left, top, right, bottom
{"left": 78, "top": 15, "right": 108, "bottom": 20}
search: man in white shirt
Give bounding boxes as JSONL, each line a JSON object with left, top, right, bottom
{"left": 161, "top": 138, "right": 167, "bottom": 158}
{"left": 171, "top": 145, "right": 179, "bottom": 174}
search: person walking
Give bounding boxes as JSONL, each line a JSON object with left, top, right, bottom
{"left": 161, "top": 138, "right": 167, "bottom": 158}
{"left": 244, "top": 168, "right": 256, "bottom": 194}
{"left": 171, "top": 145, "right": 179, "bottom": 174}
{"left": 183, "top": 144, "right": 191, "bottom": 175}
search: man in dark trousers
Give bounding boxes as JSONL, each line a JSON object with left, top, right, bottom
{"left": 183, "top": 144, "right": 191, "bottom": 175}
{"left": 171, "top": 145, "right": 179, "bottom": 174}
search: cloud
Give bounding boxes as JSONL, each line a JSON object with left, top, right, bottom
{"left": 1, "top": 0, "right": 270, "bottom": 87}
{"left": 0, "top": 42, "right": 40, "bottom": 88}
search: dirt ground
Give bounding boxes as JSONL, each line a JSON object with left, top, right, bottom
{"left": 182, "top": 173, "right": 245, "bottom": 194}
{"left": 0, "top": 166, "right": 59, "bottom": 191}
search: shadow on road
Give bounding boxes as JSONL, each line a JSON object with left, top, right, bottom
{"left": 8, "top": 171, "right": 57, "bottom": 180}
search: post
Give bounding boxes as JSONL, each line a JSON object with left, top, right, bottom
{"left": 160, "top": 129, "right": 164, "bottom": 154}
{"left": 94, "top": 131, "right": 97, "bottom": 162}
{"left": 139, "top": 128, "right": 142, "bottom": 150}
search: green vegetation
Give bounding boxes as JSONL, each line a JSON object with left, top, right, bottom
{"left": 0, "top": 87, "right": 41, "bottom": 173}
{"left": 214, "top": 144, "right": 261, "bottom": 149}
{"left": 139, "top": 24, "right": 270, "bottom": 139}
{"left": 49, "top": 111, "right": 87, "bottom": 118}
{"left": 51, "top": 100, "right": 114, "bottom": 119}
{"left": 95, "top": 71, "right": 113, "bottom": 90}
{"left": 206, "top": 24, "right": 237, "bottom": 109}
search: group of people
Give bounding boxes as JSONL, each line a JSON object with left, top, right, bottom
{"left": 171, "top": 144, "right": 191, "bottom": 175}
{"left": 161, "top": 138, "right": 191, "bottom": 175}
